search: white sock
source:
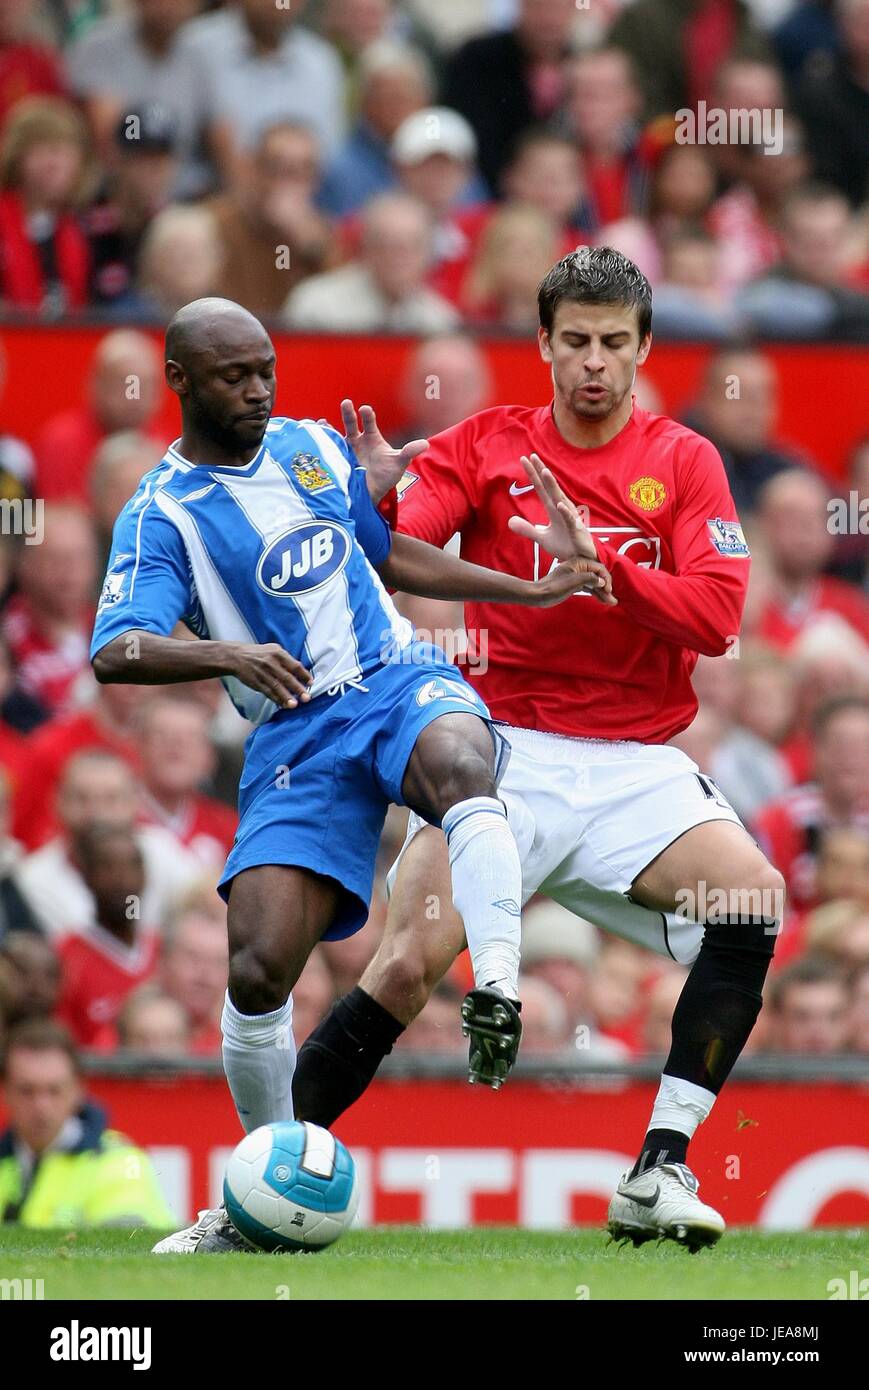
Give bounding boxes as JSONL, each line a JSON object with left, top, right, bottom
{"left": 442, "top": 795, "right": 522, "bottom": 999}
{"left": 221, "top": 991, "right": 296, "bottom": 1134}
{"left": 648, "top": 1073, "right": 716, "bottom": 1140}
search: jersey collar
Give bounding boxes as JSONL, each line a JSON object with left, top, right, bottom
{"left": 166, "top": 439, "right": 268, "bottom": 476}
{"left": 538, "top": 396, "right": 640, "bottom": 456}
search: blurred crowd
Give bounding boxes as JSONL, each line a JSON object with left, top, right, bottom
{"left": 0, "top": 0, "right": 868, "bottom": 337}
{"left": 0, "top": 0, "right": 867, "bottom": 1068}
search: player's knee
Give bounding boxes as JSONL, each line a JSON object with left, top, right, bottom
{"left": 434, "top": 742, "right": 497, "bottom": 817}
{"left": 375, "top": 948, "right": 436, "bottom": 1019}
{"left": 749, "top": 862, "right": 786, "bottom": 918}
{"left": 229, "top": 945, "right": 291, "bottom": 1016}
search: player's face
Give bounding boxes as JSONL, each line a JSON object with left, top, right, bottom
{"left": 181, "top": 331, "right": 277, "bottom": 455}
{"left": 539, "top": 301, "right": 651, "bottom": 422}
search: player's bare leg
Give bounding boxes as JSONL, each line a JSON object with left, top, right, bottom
{"left": 294, "top": 713, "right": 523, "bottom": 1114}
{"left": 154, "top": 864, "right": 338, "bottom": 1254}
{"left": 361, "top": 827, "right": 465, "bottom": 1024}
{"left": 608, "top": 820, "right": 784, "bottom": 1251}
{"left": 293, "top": 827, "right": 462, "bottom": 1124}
{"left": 400, "top": 712, "right": 523, "bottom": 1090}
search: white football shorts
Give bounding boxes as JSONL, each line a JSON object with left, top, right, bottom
{"left": 388, "top": 723, "right": 744, "bottom": 967}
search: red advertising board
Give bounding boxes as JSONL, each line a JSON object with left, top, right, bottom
{"left": 60, "top": 1074, "right": 869, "bottom": 1230}
{"left": 2, "top": 323, "right": 867, "bottom": 478}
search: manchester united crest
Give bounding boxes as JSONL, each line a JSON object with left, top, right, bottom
{"left": 628, "top": 476, "right": 667, "bottom": 512}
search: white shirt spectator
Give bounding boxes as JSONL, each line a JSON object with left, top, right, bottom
{"left": 177, "top": 10, "right": 345, "bottom": 163}
{"left": 14, "top": 826, "right": 203, "bottom": 938}
{"left": 65, "top": 14, "right": 208, "bottom": 197}
{"left": 283, "top": 260, "right": 459, "bottom": 334}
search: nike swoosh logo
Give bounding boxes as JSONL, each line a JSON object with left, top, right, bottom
{"left": 509, "top": 482, "right": 535, "bottom": 495}
{"left": 625, "top": 1186, "right": 660, "bottom": 1208}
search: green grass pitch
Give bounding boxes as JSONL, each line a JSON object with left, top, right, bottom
{"left": 0, "top": 1228, "right": 863, "bottom": 1300}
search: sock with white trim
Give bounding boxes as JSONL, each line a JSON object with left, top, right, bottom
{"left": 221, "top": 991, "right": 296, "bottom": 1134}
{"left": 442, "top": 795, "right": 522, "bottom": 999}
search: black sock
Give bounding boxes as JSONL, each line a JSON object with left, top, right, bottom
{"left": 630, "top": 1129, "right": 688, "bottom": 1179}
{"left": 632, "top": 915, "right": 777, "bottom": 1178}
{"left": 292, "top": 986, "right": 405, "bottom": 1128}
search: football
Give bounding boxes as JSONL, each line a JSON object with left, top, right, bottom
{"left": 223, "top": 1121, "right": 359, "bottom": 1252}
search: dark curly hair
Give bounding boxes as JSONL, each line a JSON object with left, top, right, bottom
{"left": 538, "top": 247, "right": 653, "bottom": 340}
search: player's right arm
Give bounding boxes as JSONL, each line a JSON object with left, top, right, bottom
{"left": 90, "top": 490, "right": 312, "bottom": 709}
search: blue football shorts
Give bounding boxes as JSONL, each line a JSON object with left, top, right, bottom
{"left": 218, "top": 642, "right": 509, "bottom": 938}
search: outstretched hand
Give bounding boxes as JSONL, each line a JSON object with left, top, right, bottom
{"left": 527, "top": 555, "right": 617, "bottom": 608}
{"left": 339, "top": 399, "right": 429, "bottom": 504}
{"left": 508, "top": 453, "right": 598, "bottom": 562}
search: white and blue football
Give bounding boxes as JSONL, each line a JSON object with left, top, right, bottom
{"left": 224, "top": 1120, "right": 359, "bottom": 1252}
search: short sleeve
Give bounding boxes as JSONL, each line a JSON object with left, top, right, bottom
{"left": 90, "top": 491, "right": 192, "bottom": 660}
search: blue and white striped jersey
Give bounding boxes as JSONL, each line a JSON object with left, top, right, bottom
{"left": 90, "top": 417, "right": 414, "bottom": 725}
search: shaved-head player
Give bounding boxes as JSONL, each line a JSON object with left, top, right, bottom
{"left": 90, "top": 297, "right": 609, "bottom": 1253}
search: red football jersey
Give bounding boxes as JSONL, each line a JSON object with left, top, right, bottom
{"left": 137, "top": 790, "right": 237, "bottom": 865}
{"left": 755, "top": 576, "right": 869, "bottom": 652}
{"left": 56, "top": 925, "right": 161, "bottom": 1048}
{"left": 394, "top": 402, "right": 750, "bottom": 743}
{"left": 12, "top": 710, "right": 142, "bottom": 850}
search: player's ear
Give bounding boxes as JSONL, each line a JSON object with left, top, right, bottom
{"left": 636, "top": 332, "right": 652, "bottom": 368}
{"left": 538, "top": 326, "right": 553, "bottom": 364}
{"left": 165, "top": 359, "right": 186, "bottom": 397}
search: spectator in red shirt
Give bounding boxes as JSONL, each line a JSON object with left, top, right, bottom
{"left": 2, "top": 503, "right": 97, "bottom": 716}
{"left": 829, "top": 434, "right": 869, "bottom": 590}
{"left": 11, "top": 681, "right": 147, "bottom": 851}
{"left": 648, "top": 144, "right": 717, "bottom": 247}
{"left": 32, "top": 328, "right": 163, "bottom": 506}
{"left": 0, "top": 0, "right": 65, "bottom": 131}
{"left": 388, "top": 106, "right": 489, "bottom": 305}
{"left": 90, "top": 431, "right": 165, "bottom": 581}
{"left": 460, "top": 203, "right": 562, "bottom": 329}
{"left": 13, "top": 748, "right": 202, "bottom": 939}
{"left": 115, "top": 984, "right": 190, "bottom": 1055}
{"left": 708, "top": 115, "right": 810, "bottom": 292}
{"left": 502, "top": 129, "right": 589, "bottom": 243}
{"left": 159, "top": 906, "right": 229, "bottom": 1055}
{"left": 683, "top": 350, "right": 812, "bottom": 516}
{"left": 754, "top": 696, "right": 869, "bottom": 909}
{"left": 707, "top": 58, "right": 786, "bottom": 189}
{"left": 562, "top": 47, "right": 651, "bottom": 235}
{"left": 135, "top": 695, "right": 237, "bottom": 868}
{"left": 766, "top": 956, "right": 851, "bottom": 1054}
{"left": 753, "top": 469, "right": 869, "bottom": 651}
{"left": 56, "top": 823, "right": 159, "bottom": 1048}
{"left": 0, "top": 95, "right": 92, "bottom": 314}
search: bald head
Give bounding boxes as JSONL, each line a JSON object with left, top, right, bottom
{"left": 165, "top": 298, "right": 267, "bottom": 369}
{"left": 164, "top": 298, "right": 277, "bottom": 460}
{"left": 759, "top": 467, "right": 834, "bottom": 581}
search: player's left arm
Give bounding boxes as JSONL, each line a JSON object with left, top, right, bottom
{"left": 517, "top": 444, "right": 749, "bottom": 654}
{"left": 592, "top": 438, "right": 750, "bottom": 654}
{"left": 378, "top": 531, "right": 615, "bottom": 607}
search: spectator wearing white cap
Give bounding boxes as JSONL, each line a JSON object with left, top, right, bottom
{"left": 282, "top": 192, "right": 459, "bottom": 333}
{"left": 334, "top": 105, "right": 490, "bottom": 306}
